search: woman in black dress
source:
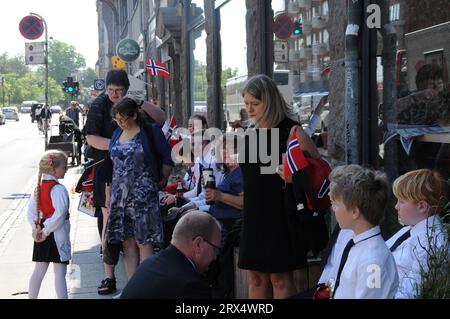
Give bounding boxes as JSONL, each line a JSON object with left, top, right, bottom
{"left": 238, "top": 74, "right": 319, "bottom": 299}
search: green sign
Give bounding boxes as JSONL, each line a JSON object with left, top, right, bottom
{"left": 116, "top": 38, "right": 140, "bottom": 62}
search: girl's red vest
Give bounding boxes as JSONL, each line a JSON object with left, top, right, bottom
{"left": 39, "top": 180, "right": 69, "bottom": 220}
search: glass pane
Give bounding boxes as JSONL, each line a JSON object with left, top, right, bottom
{"left": 377, "top": 8, "right": 450, "bottom": 182}
{"left": 190, "top": 26, "right": 207, "bottom": 115}
{"left": 272, "top": 0, "right": 330, "bottom": 153}
{"left": 191, "top": 0, "right": 205, "bottom": 23}
{"left": 220, "top": 0, "right": 248, "bottom": 130}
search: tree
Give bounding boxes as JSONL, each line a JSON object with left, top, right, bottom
{"left": 47, "top": 40, "right": 86, "bottom": 83}
{"left": 79, "top": 67, "right": 97, "bottom": 89}
{"left": 0, "top": 53, "right": 29, "bottom": 76}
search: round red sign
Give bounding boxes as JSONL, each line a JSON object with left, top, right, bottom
{"left": 273, "top": 15, "right": 294, "bottom": 40}
{"left": 19, "top": 15, "right": 44, "bottom": 40}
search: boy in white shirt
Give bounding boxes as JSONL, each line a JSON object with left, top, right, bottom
{"left": 386, "top": 169, "right": 448, "bottom": 299}
{"left": 328, "top": 164, "right": 399, "bottom": 299}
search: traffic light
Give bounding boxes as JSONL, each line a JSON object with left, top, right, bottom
{"left": 72, "top": 82, "right": 79, "bottom": 97}
{"left": 292, "top": 20, "right": 302, "bottom": 37}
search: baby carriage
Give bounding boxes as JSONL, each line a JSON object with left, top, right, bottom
{"left": 46, "top": 119, "right": 80, "bottom": 166}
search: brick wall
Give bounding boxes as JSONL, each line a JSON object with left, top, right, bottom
{"left": 404, "top": 0, "right": 450, "bottom": 33}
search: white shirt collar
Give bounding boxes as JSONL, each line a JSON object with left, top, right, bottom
{"left": 42, "top": 174, "right": 59, "bottom": 182}
{"left": 410, "top": 215, "right": 441, "bottom": 237}
{"left": 353, "top": 225, "right": 381, "bottom": 244}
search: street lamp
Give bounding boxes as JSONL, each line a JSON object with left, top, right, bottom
{"left": 30, "top": 12, "right": 49, "bottom": 149}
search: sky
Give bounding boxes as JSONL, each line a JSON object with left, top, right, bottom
{"left": 0, "top": 0, "right": 99, "bottom": 69}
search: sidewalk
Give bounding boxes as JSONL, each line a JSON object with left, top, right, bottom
{"left": 0, "top": 166, "right": 127, "bottom": 299}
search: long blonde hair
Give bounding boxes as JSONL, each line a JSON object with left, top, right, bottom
{"left": 35, "top": 150, "right": 68, "bottom": 216}
{"left": 241, "top": 74, "right": 297, "bottom": 128}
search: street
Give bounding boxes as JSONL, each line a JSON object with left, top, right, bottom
{"left": 0, "top": 113, "right": 58, "bottom": 215}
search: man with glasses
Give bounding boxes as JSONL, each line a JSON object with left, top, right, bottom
{"left": 84, "top": 69, "right": 166, "bottom": 295}
{"left": 120, "top": 211, "right": 221, "bottom": 299}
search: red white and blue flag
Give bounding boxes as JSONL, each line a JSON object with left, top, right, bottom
{"left": 162, "top": 116, "right": 182, "bottom": 148}
{"left": 146, "top": 58, "right": 170, "bottom": 79}
{"left": 284, "top": 130, "right": 309, "bottom": 178}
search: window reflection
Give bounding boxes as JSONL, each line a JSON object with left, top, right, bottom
{"left": 220, "top": 0, "right": 248, "bottom": 130}
{"left": 190, "top": 26, "right": 207, "bottom": 114}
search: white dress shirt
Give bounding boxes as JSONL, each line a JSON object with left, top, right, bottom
{"left": 333, "top": 226, "right": 399, "bottom": 299}
{"left": 318, "top": 229, "right": 354, "bottom": 285}
{"left": 388, "top": 215, "right": 446, "bottom": 299}
{"left": 27, "top": 174, "right": 71, "bottom": 262}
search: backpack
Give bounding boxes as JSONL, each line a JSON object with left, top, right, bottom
{"left": 292, "top": 155, "right": 332, "bottom": 213}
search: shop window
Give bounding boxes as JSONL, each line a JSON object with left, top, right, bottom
{"left": 377, "top": 17, "right": 450, "bottom": 182}
{"left": 219, "top": 0, "right": 248, "bottom": 129}
{"left": 190, "top": 25, "right": 207, "bottom": 115}
{"left": 272, "top": 0, "right": 330, "bottom": 152}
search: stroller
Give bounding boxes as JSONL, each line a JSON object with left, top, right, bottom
{"left": 46, "top": 117, "right": 81, "bottom": 166}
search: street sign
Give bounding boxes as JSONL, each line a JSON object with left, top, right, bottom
{"left": 116, "top": 38, "right": 140, "bottom": 62}
{"left": 94, "top": 79, "right": 105, "bottom": 91}
{"left": 25, "top": 42, "right": 45, "bottom": 65}
{"left": 111, "top": 55, "right": 127, "bottom": 69}
{"left": 19, "top": 15, "right": 44, "bottom": 40}
{"left": 274, "top": 41, "right": 289, "bottom": 63}
{"left": 273, "top": 15, "right": 294, "bottom": 40}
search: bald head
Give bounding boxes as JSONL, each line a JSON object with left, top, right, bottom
{"left": 171, "top": 210, "right": 221, "bottom": 246}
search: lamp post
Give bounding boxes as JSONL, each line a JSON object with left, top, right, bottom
{"left": 30, "top": 12, "right": 49, "bottom": 149}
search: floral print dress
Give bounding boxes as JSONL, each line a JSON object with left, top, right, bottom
{"left": 107, "top": 133, "right": 163, "bottom": 247}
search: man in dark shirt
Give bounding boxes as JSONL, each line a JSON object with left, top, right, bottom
{"left": 121, "top": 210, "right": 221, "bottom": 299}
{"left": 65, "top": 100, "right": 81, "bottom": 127}
{"left": 84, "top": 69, "right": 166, "bottom": 295}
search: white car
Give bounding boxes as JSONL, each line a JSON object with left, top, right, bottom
{"left": 2, "top": 107, "right": 19, "bottom": 121}
{"left": 50, "top": 105, "right": 62, "bottom": 114}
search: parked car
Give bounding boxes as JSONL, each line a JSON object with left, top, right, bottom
{"left": 20, "top": 100, "right": 38, "bottom": 113}
{"left": 0, "top": 112, "right": 5, "bottom": 125}
{"left": 50, "top": 105, "right": 62, "bottom": 114}
{"left": 2, "top": 107, "right": 19, "bottom": 121}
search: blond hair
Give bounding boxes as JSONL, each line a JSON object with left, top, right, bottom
{"left": 393, "top": 169, "right": 448, "bottom": 216}
{"left": 35, "top": 150, "right": 68, "bottom": 219}
{"left": 329, "top": 164, "right": 391, "bottom": 225}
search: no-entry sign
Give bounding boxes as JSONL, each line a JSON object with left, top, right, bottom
{"left": 273, "top": 15, "right": 294, "bottom": 40}
{"left": 19, "top": 15, "right": 44, "bottom": 40}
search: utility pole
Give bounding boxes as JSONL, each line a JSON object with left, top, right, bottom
{"left": 344, "top": 0, "right": 363, "bottom": 164}
{"left": 1, "top": 77, "right": 4, "bottom": 109}
{"left": 30, "top": 12, "right": 49, "bottom": 149}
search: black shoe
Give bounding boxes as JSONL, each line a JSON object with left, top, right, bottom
{"left": 97, "top": 277, "right": 117, "bottom": 295}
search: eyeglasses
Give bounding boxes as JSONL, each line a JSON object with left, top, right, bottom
{"left": 193, "top": 236, "right": 221, "bottom": 255}
{"left": 107, "top": 87, "right": 125, "bottom": 95}
{"left": 113, "top": 116, "right": 130, "bottom": 124}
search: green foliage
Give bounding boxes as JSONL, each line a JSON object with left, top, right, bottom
{"left": 79, "top": 67, "right": 97, "bottom": 89}
{"left": 0, "top": 53, "right": 29, "bottom": 76}
{"left": 416, "top": 180, "right": 450, "bottom": 299}
{"left": 221, "top": 67, "right": 238, "bottom": 90}
{"left": 416, "top": 216, "right": 450, "bottom": 299}
{"left": 193, "top": 60, "right": 207, "bottom": 101}
{"left": 47, "top": 40, "right": 86, "bottom": 83}
{"left": 0, "top": 41, "right": 85, "bottom": 106}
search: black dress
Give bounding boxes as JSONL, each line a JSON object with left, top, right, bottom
{"left": 238, "top": 117, "right": 307, "bottom": 273}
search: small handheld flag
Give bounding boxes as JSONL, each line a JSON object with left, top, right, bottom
{"left": 146, "top": 58, "right": 170, "bottom": 79}
{"left": 284, "top": 129, "right": 309, "bottom": 178}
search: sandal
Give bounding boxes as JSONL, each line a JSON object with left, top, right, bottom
{"left": 97, "top": 277, "right": 117, "bottom": 295}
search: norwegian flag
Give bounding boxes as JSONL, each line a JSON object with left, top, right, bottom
{"left": 146, "top": 58, "right": 170, "bottom": 79}
{"left": 162, "top": 116, "right": 182, "bottom": 148}
{"left": 284, "top": 129, "right": 309, "bottom": 178}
